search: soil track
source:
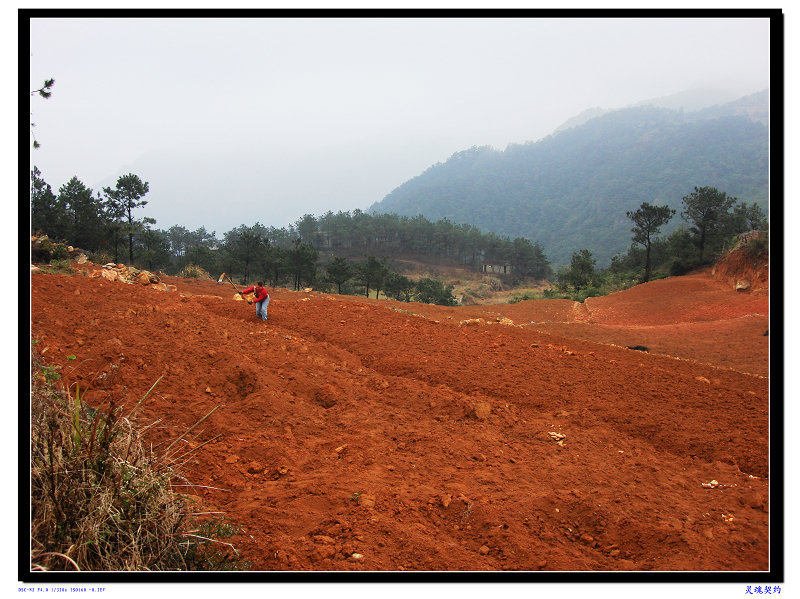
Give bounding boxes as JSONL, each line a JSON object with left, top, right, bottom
{"left": 29, "top": 266, "right": 770, "bottom": 571}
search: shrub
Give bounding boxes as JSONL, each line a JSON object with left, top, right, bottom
{"left": 31, "top": 246, "right": 52, "bottom": 263}
{"left": 742, "top": 232, "right": 769, "bottom": 259}
{"left": 383, "top": 272, "right": 416, "bottom": 302}
{"left": 575, "top": 286, "right": 603, "bottom": 303}
{"left": 50, "top": 244, "right": 70, "bottom": 261}
{"left": 463, "top": 282, "right": 495, "bottom": 300}
{"left": 669, "top": 257, "right": 704, "bottom": 277}
{"left": 648, "top": 269, "right": 670, "bottom": 282}
{"left": 313, "top": 279, "right": 334, "bottom": 293}
{"left": 32, "top": 238, "right": 69, "bottom": 264}
{"left": 45, "top": 259, "right": 73, "bottom": 274}
{"left": 30, "top": 349, "right": 246, "bottom": 571}
{"left": 179, "top": 264, "right": 212, "bottom": 279}
{"left": 88, "top": 251, "right": 113, "bottom": 265}
{"left": 485, "top": 277, "right": 504, "bottom": 292}
{"left": 414, "top": 277, "right": 457, "bottom": 306}
{"left": 509, "top": 292, "right": 537, "bottom": 304}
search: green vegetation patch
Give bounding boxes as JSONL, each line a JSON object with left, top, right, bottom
{"left": 30, "top": 347, "right": 248, "bottom": 571}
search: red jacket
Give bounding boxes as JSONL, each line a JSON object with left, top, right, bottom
{"left": 242, "top": 285, "right": 269, "bottom": 302}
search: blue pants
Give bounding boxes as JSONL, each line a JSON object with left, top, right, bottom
{"left": 255, "top": 296, "right": 269, "bottom": 320}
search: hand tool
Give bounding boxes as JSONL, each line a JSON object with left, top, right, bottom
{"left": 218, "top": 272, "right": 253, "bottom": 304}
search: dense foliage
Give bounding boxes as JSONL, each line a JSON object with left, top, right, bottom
{"left": 30, "top": 90, "right": 768, "bottom": 306}
{"left": 541, "top": 182, "right": 768, "bottom": 302}
{"left": 30, "top": 153, "right": 766, "bottom": 306}
{"left": 30, "top": 169, "right": 551, "bottom": 298}
{"left": 30, "top": 170, "right": 483, "bottom": 305}
{"left": 626, "top": 202, "right": 676, "bottom": 282}
{"left": 370, "top": 96, "right": 769, "bottom": 266}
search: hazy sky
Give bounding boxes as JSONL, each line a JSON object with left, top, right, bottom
{"left": 27, "top": 14, "right": 771, "bottom": 237}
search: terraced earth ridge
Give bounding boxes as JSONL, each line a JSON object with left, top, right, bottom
{"left": 29, "top": 261, "right": 770, "bottom": 572}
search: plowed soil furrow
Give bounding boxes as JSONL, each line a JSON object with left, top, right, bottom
{"left": 29, "top": 267, "right": 770, "bottom": 572}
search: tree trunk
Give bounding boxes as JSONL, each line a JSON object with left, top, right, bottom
{"left": 112, "top": 229, "right": 120, "bottom": 263}
{"left": 127, "top": 209, "right": 135, "bottom": 264}
{"left": 699, "top": 226, "right": 706, "bottom": 262}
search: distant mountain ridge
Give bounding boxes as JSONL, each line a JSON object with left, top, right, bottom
{"left": 369, "top": 90, "right": 769, "bottom": 266}
{"left": 635, "top": 88, "right": 746, "bottom": 112}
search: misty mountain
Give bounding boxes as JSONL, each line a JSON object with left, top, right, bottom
{"left": 633, "top": 87, "right": 749, "bottom": 112}
{"left": 369, "top": 91, "right": 769, "bottom": 266}
{"left": 553, "top": 107, "right": 608, "bottom": 135}
{"left": 551, "top": 89, "right": 766, "bottom": 135}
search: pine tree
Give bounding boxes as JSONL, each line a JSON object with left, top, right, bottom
{"left": 681, "top": 186, "right": 736, "bottom": 262}
{"left": 627, "top": 202, "right": 675, "bottom": 282}
{"left": 103, "top": 174, "right": 151, "bottom": 264}
{"left": 30, "top": 167, "right": 59, "bottom": 236}
{"left": 325, "top": 257, "right": 354, "bottom": 294}
{"left": 56, "top": 177, "right": 104, "bottom": 250}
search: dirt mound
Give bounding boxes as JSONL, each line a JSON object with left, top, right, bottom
{"left": 711, "top": 233, "right": 769, "bottom": 294}
{"left": 29, "top": 267, "right": 770, "bottom": 571}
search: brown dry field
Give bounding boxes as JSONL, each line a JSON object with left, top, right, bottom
{"left": 29, "top": 260, "right": 770, "bottom": 572}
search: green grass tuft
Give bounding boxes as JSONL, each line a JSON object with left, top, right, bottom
{"left": 30, "top": 346, "right": 248, "bottom": 571}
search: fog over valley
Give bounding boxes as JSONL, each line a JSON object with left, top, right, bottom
{"left": 28, "top": 16, "right": 771, "bottom": 236}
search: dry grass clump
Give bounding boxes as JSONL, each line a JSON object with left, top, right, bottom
{"left": 457, "top": 276, "right": 507, "bottom": 304}
{"left": 740, "top": 231, "right": 769, "bottom": 259}
{"left": 179, "top": 264, "right": 213, "bottom": 279}
{"left": 29, "top": 349, "right": 245, "bottom": 571}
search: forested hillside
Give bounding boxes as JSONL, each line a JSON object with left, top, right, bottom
{"left": 370, "top": 92, "right": 769, "bottom": 266}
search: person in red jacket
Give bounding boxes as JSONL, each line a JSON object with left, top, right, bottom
{"left": 240, "top": 281, "right": 270, "bottom": 321}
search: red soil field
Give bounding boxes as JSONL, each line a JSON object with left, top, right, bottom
{"left": 29, "top": 263, "right": 770, "bottom": 572}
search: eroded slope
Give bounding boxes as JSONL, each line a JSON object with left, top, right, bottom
{"left": 29, "top": 267, "right": 770, "bottom": 571}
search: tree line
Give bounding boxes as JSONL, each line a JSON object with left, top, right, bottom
{"left": 370, "top": 103, "right": 769, "bottom": 266}
{"left": 550, "top": 186, "right": 768, "bottom": 301}
{"left": 292, "top": 209, "right": 551, "bottom": 281}
{"left": 31, "top": 167, "right": 153, "bottom": 265}
{"left": 31, "top": 165, "right": 767, "bottom": 306}
{"left": 30, "top": 167, "right": 550, "bottom": 305}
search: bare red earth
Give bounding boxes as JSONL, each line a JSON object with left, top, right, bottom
{"left": 29, "top": 263, "right": 770, "bottom": 572}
